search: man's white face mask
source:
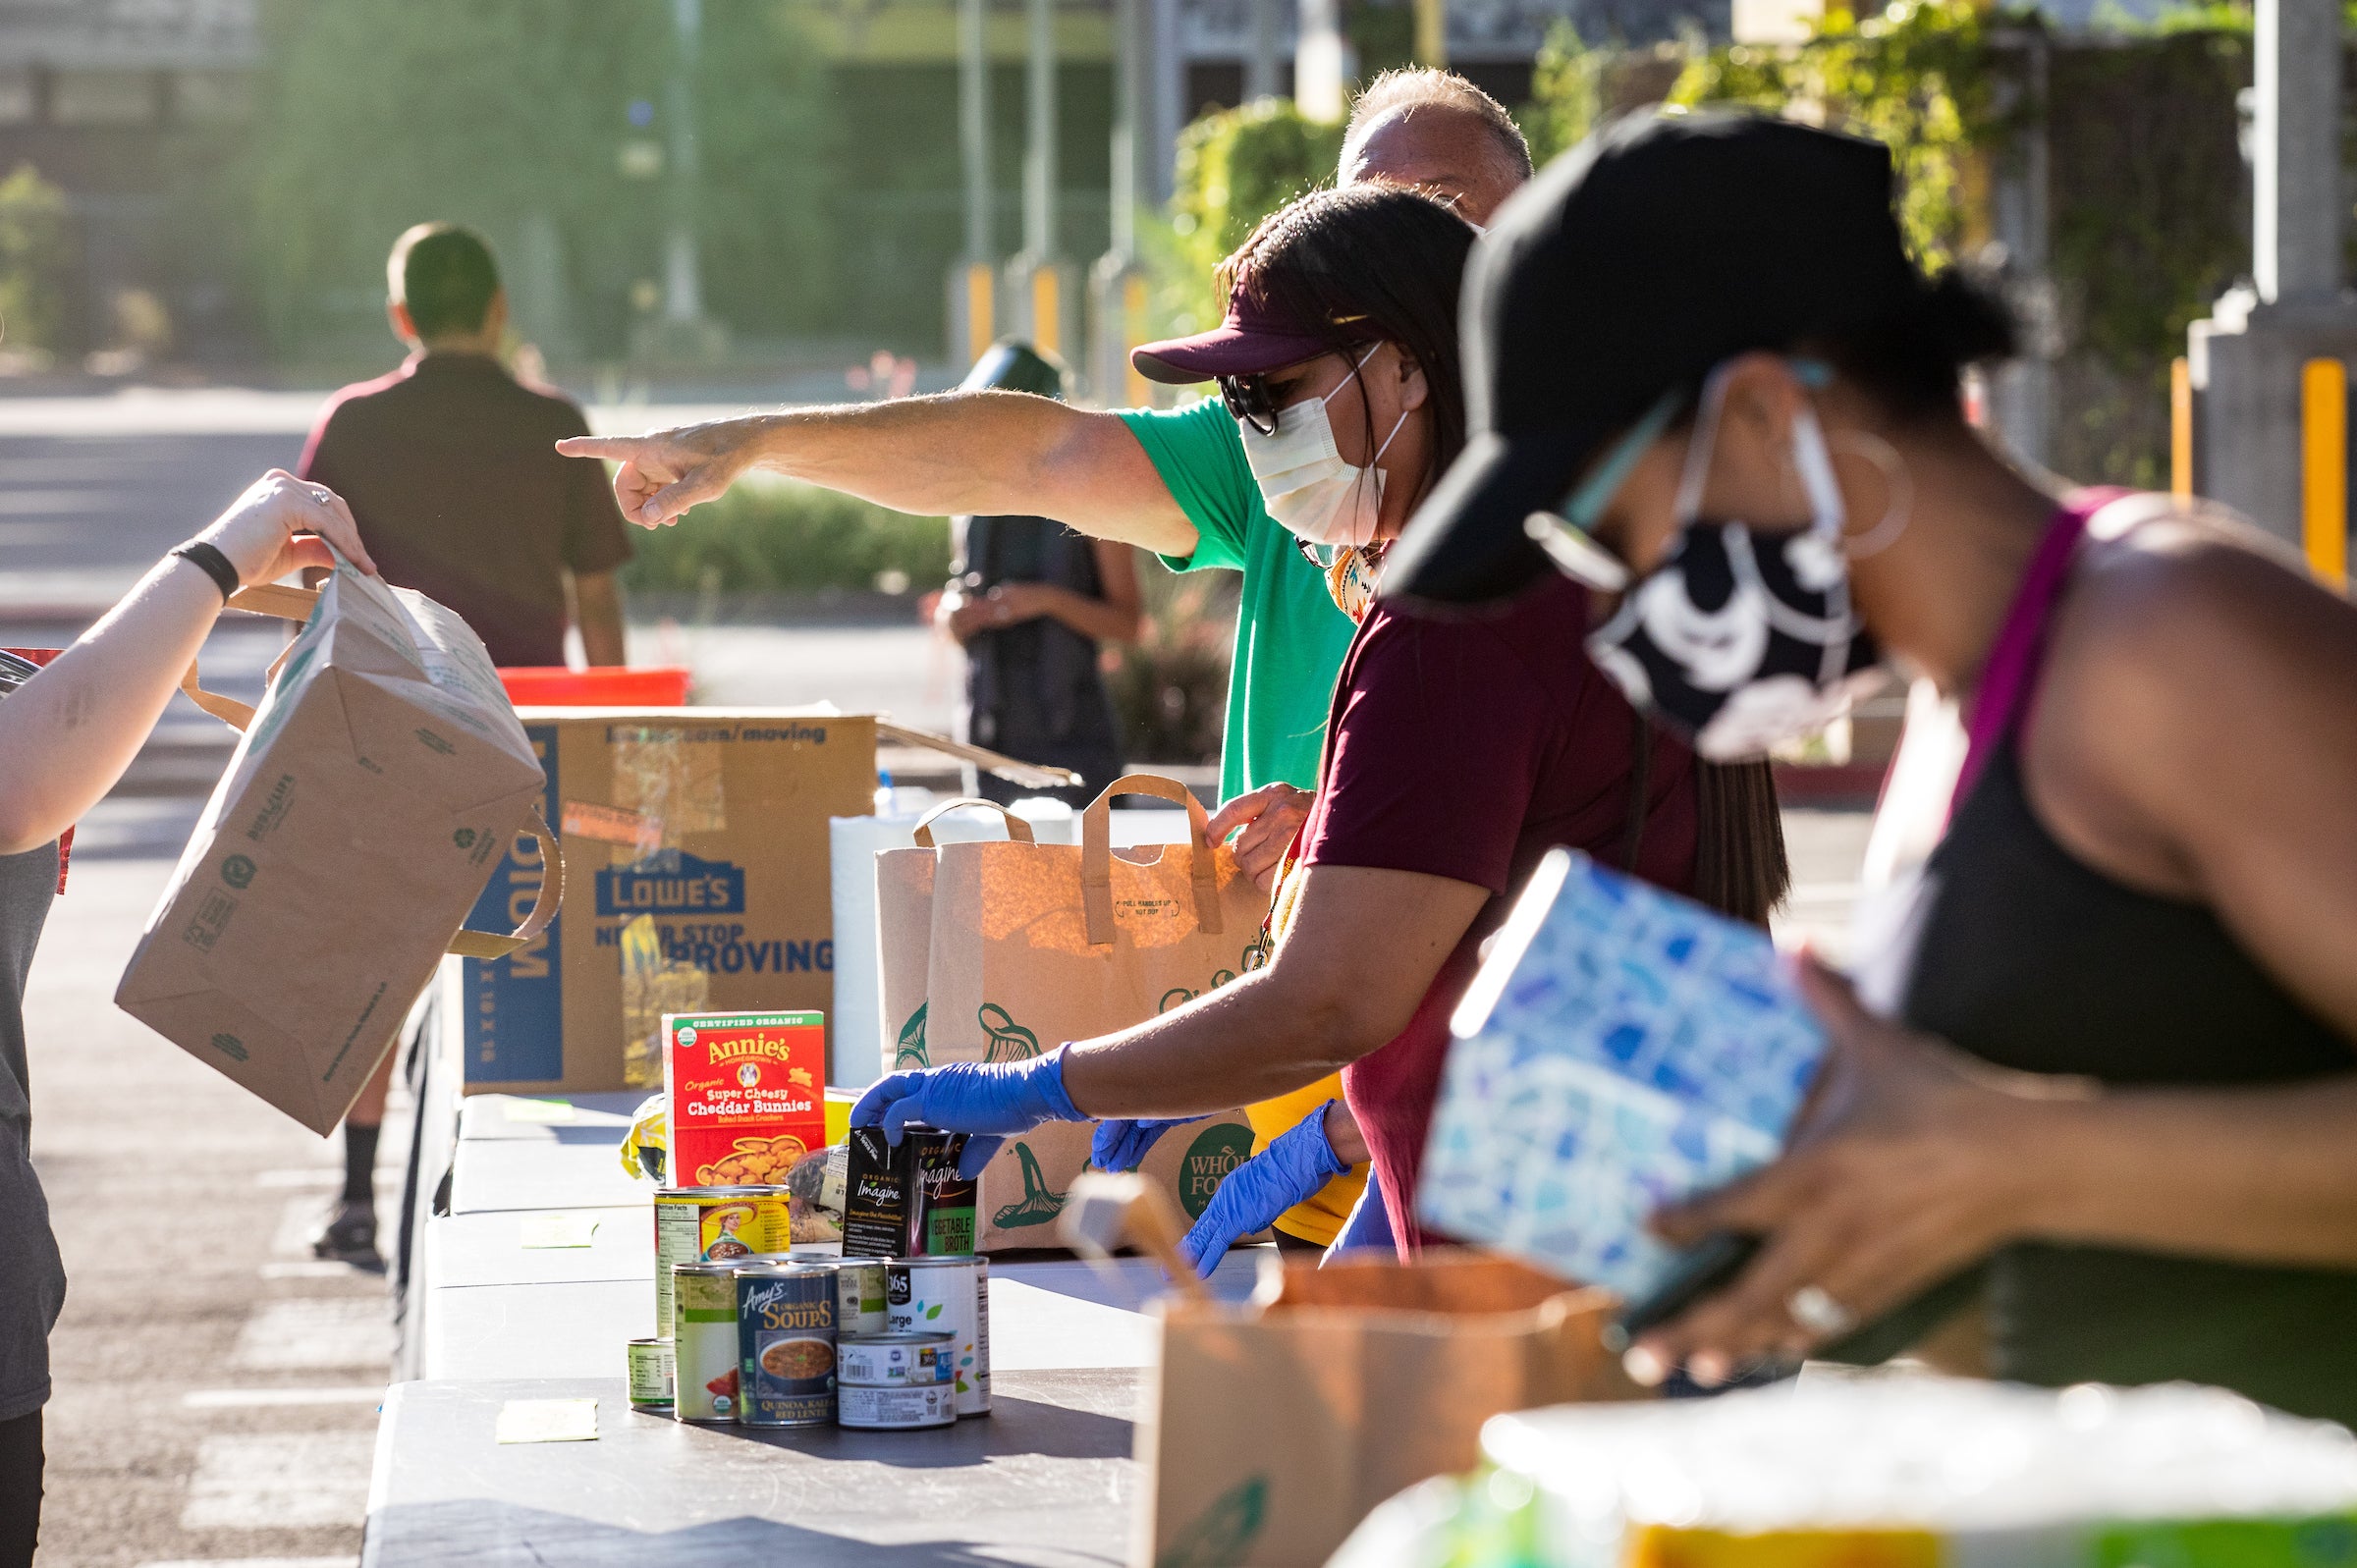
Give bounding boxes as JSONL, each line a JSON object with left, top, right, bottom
{"left": 1240, "top": 347, "right": 1406, "bottom": 549}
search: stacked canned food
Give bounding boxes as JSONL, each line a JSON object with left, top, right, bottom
{"left": 638, "top": 1125, "right": 997, "bottom": 1433}
{"left": 664, "top": 1251, "right": 990, "bottom": 1431}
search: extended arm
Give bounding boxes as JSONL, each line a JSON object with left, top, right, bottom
{"left": 1057, "top": 863, "right": 1489, "bottom": 1117}
{"left": 0, "top": 472, "right": 374, "bottom": 852}
{"left": 557, "top": 393, "right": 1198, "bottom": 558}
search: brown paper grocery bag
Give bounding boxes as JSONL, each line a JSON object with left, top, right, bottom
{"left": 874, "top": 798, "right": 1037, "bottom": 1078}
{"left": 925, "top": 775, "right": 1273, "bottom": 1059}
{"left": 117, "top": 568, "right": 558, "bottom": 1134}
{"left": 1139, "top": 1251, "right": 1641, "bottom": 1568}
{"left": 921, "top": 776, "right": 1269, "bottom": 1251}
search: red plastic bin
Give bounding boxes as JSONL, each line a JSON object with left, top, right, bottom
{"left": 497, "top": 666, "right": 693, "bottom": 707}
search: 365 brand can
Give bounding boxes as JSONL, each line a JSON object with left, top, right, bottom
{"left": 838, "top": 1332, "right": 955, "bottom": 1388}
{"left": 887, "top": 1255, "right": 990, "bottom": 1416}
{"left": 836, "top": 1380, "right": 956, "bottom": 1430}
{"left": 672, "top": 1262, "right": 741, "bottom": 1423}
{"left": 626, "top": 1337, "right": 675, "bottom": 1412}
{"left": 654, "top": 1186, "right": 785, "bottom": 1337}
{"left": 735, "top": 1261, "right": 837, "bottom": 1428}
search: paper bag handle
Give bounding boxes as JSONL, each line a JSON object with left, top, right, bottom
{"left": 447, "top": 804, "right": 564, "bottom": 958}
{"left": 179, "top": 583, "right": 323, "bottom": 731}
{"left": 1080, "top": 774, "right": 1222, "bottom": 946}
{"left": 910, "top": 797, "right": 1038, "bottom": 848}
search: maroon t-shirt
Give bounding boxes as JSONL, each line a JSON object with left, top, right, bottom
{"left": 1303, "top": 571, "right": 1701, "bottom": 1254}
{"left": 299, "top": 352, "right": 631, "bottom": 667}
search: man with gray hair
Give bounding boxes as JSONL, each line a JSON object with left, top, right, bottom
{"left": 561, "top": 71, "right": 1530, "bottom": 890}
{"left": 1342, "top": 67, "right": 1533, "bottom": 223}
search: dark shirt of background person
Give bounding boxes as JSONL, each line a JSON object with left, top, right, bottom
{"left": 298, "top": 222, "right": 631, "bottom": 669}
{"left": 938, "top": 342, "right": 1140, "bottom": 808}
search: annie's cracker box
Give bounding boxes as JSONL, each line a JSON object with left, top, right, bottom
{"left": 664, "top": 1010, "right": 828, "bottom": 1187}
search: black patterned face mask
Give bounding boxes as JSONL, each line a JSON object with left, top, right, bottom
{"left": 1580, "top": 370, "right": 1889, "bottom": 760}
{"left": 1583, "top": 514, "right": 1886, "bottom": 761}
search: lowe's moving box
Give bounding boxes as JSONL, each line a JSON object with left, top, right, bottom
{"left": 454, "top": 710, "right": 1068, "bottom": 1097}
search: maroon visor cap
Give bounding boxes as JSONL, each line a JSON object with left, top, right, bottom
{"left": 1130, "top": 281, "right": 1347, "bottom": 385}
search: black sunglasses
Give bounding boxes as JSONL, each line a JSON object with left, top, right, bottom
{"left": 1218, "top": 374, "right": 1281, "bottom": 437}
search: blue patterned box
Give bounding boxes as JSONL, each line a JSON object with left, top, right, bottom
{"left": 1418, "top": 849, "right": 1827, "bottom": 1299}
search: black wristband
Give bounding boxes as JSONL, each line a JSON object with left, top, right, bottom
{"left": 171, "top": 541, "right": 241, "bottom": 605}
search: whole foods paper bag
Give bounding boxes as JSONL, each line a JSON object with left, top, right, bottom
{"left": 1140, "top": 1252, "right": 1642, "bottom": 1568}
{"left": 923, "top": 776, "right": 1267, "bottom": 1251}
{"left": 118, "top": 568, "right": 557, "bottom": 1134}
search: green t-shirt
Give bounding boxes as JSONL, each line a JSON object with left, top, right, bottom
{"left": 1118, "top": 399, "right": 1358, "bottom": 802}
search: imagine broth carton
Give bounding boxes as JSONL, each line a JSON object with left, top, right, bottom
{"left": 664, "top": 1010, "right": 829, "bottom": 1188}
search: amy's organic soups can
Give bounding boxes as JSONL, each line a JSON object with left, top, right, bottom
{"left": 654, "top": 1186, "right": 786, "bottom": 1337}
{"left": 887, "top": 1255, "right": 990, "bottom": 1417}
{"left": 626, "top": 1337, "right": 675, "bottom": 1413}
{"left": 735, "top": 1261, "right": 837, "bottom": 1428}
{"left": 672, "top": 1262, "right": 741, "bottom": 1423}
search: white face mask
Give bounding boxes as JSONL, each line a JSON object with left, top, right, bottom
{"left": 1240, "top": 349, "right": 1408, "bottom": 548}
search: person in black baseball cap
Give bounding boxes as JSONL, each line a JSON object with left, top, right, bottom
{"left": 1407, "top": 110, "right": 2357, "bottom": 1428}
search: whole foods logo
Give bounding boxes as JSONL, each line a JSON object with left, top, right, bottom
{"left": 220, "top": 854, "right": 256, "bottom": 890}
{"left": 453, "top": 827, "right": 477, "bottom": 849}
{"left": 977, "top": 1003, "right": 1038, "bottom": 1062}
{"left": 1178, "top": 1124, "right": 1254, "bottom": 1219}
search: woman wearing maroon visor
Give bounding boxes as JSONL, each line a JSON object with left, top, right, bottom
{"left": 1390, "top": 111, "right": 2357, "bottom": 1421}
{"left": 852, "top": 184, "right": 1786, "bottom": 1268}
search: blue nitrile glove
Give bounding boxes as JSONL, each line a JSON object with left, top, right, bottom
{"left": 1091, "top": 1116, "right": 1206, "bottom": 1173}
{"left": 1177, "top": 1102, "right": 1349, "bottom": 1277}
{"left": 1322, "top": 1173, "right": 1395, "bottom": 1263}
{"left": 852, "top": 1048, "right": 1087, "bottom": 1179}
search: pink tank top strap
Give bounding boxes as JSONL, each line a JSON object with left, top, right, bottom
{"left": 1948, "top": 487, "right": 2134, "bottom": 817}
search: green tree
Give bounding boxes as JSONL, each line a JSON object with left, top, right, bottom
{"left": 247, "top": 0, "right": 832, "bottom": 358}
{"left": 0, "top": 165, "right": 70, "bottom": 359}
{"left": 1523, "top": 24, "right": 1608, "bottom": 166}
{"left": 1670, "top": 0, "right": 2001, "bottom": 270}
{"left": 1148, "top": 99, "right": 1345, "bottom": 339}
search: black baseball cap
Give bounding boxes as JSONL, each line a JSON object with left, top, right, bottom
{"left": 1386, "top": 110, "right": 1923, "bottom": 604}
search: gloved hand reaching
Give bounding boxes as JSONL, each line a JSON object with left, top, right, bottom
{"left": 1177, "top": 1102, "right": 1349, "bottom": 1276}
{"left": 1090, "top": 1116, "right": 1205, "bottom": 1173}
{"left": 851, "top": 1049, "right": 1087, "bottom": 1179}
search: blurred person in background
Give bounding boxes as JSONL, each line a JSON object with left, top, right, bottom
{"left": 850, "top": 186, "right": 1788, "bottom": 1273}
{"left": 935, "top": 343, "right": 1140, "bottom": 807}
{"left": 1390, "top": 112, "right": 2357, "bottom": 1423}
{"left": 561, "top": 72, "right": 1530, "bottom": 1256}
{"left": 299, "top": 221, "right": 634, "bottom": 1265}
{"left": 0, "top": 478, "right": 372, "bottom": 1567}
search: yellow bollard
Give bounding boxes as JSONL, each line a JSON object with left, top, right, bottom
{"left": 2300, "top": 357, "right": 2348, "bottom": 590}
{"left": 1031, "top": 267, "right": 1061, "bottom": 358}
{"left": 1123, "top": 273, "right": 1153, "bottom": 410}
{"left": 965, "top": 263, "right": 996, "bottom": 367}
{"left": 2170, "top": 356, "right": 2193, "bottom": 503}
